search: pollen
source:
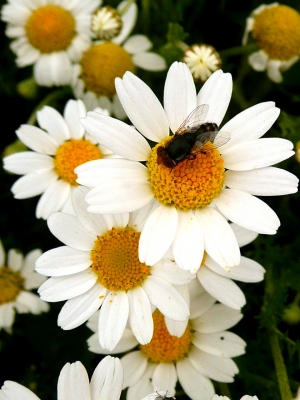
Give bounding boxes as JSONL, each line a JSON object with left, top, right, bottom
{"left": 91, "top": 227, "right": 151, "bottom": 291}
{"left": 0, "top": 266, "right": 24, "bottom": 304}
{"left": 54, "top": 139, "right": 102, "bottom": 185}
{"left": 25, "top": 5, "right": 76, "bottom": 53}
{"left": 147, "top": 138, "right": 225, "bottom": 211}
{"left": 79, "top": 42, "right": 135, "bottom": 97}
{"left": 139, "top": 309, "right": 193, "bottom": 363}
{"left": 252, "top": 5, "right": 300, "bottom": 60}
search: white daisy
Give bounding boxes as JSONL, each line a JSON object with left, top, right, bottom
{"left": 183, "top": 43, "right": 221, "bottom": 82}
{"left": 71, "top": 0, "right": 166, "bottom": 119}
{"left": 0, "top": 356, "right": 123, "bottom": 400}
{"left": 76, "top": 61, "right": 298, "bottom": 274}
{"left": 0, "top": 239, "right": 49, "bottom": 333}
{"left": 86, "top": 282, "right": 246, "bottom": 400}
{"left": 35, "top": 186, "right": 192, "bottom": 351}
{"left": 242, "top": 3, "right": 300, "bottom": 83}
{"left": 197, "top": 223, "right": 265, "bottom": 310}
{"left": 3, "top": 99, "right": 111, "bottom": 220}
{"left": 1, "top": 0, "right": 101, "bottom": 87}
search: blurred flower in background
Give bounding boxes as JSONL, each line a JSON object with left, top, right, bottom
{"left": 0, "top": 239, "right": 49, "bottom": 333}
{"left": 242, "top": 3, "right": 300, "bottom": 83}
{"left": 1, "top": 0, "right": 101, "bottom": 87}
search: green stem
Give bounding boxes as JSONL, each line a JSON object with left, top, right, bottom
{"left": 219, "top": 43, "right": 259, "bottom": 60}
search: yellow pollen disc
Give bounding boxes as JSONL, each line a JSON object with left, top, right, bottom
{"left": 0, "top": 267, "right": 24, "bottom": 304}
{"left": 25, "top": 5, "right": 76, "bottom": 53}
{"left": 54, "top": 139, "right": 102, "bottom": 185}
{"left": 139, "top": 310, "right": 193, "bottom": 363}
{"left": 252, "top": 5, "right": 300, "bottom": 60}
{"left": 91, "top": 227, "right": 150, "bottom": 291}
{"left": 148, "top": 138, "right": 225, "bottom": 211}
{"left": 80, "top": 42, "right": 136, "bottom": 97}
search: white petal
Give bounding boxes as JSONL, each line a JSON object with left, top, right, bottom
{"left": 195, "top": 207, "right": 240, "bottom": 270}
{"left": 223, "top": 138, "right": 294, "bottom": 171}
{"left": 197, "top": 267, "right": 246, "bottom": 309}
{"left": 176, "top": 358, "right": 215, "bottom": 400}
{"left": 57, "top": 362, "right": 90, "bottom": 400}
{"left": 214, "top": 189, "right": 280, "bottom": 234}
{"left": 225, "top": 167, "right": 298, "bottom": 195}
{"left": 220, "top": 102, "right": 280, "bottom": 152}
{"left": 63, "top": 99, "right": 86, "bottom": 139}
{"left": 164, "top": 61, "right": 197, "bottom": 134}
{"left": 132, "top": 52, "right": 167, "bottom": 71}
{"left": 98, "top": 291, "right": 129, "bottom": 351}
{"left": 248, "top": 50, "right": 268, "bottom": 71}
{"left": 0, "top": 381, "right": 40, "bottom": 400}
{"left": 58, "top": 284, "right": 106, "bottom": 329}
{"left": 80, "top": 112, "right": 151, "bottom": 161}
{"left": 142, "top": 275, "right": 189, "bottom": 321}
{"left": 11, "top": 171, "right": 58, "bottom": 199}
{"left": 35, "top": 246, "right": 91, "bottom": 276}
{"left": 197, "top": 69, "right": 232, "bottom": 126}
{"left": 47, "top": 212, "right": 96, "bottom": 250}
{"left": 36, "top": 105, "right": 70, "bottom": 143}
{"left": 35, "top": 180, "right": 71, "bottom": 219}
{"left": 127, "top": 287, "right": 153, "bottom": 344}
{"left": 171, "top": 210, "right": 204, "bottom": 273}
{"left": 123, "top": 34, "right": 152, "bottom": 53}
{"left": 152, "top": 363, "right": 177, "bottom": 395}
{"left": 3, "top": 152, "right": 53, "bottom": 175}
{"left": 16, "top": 124, "right": 58, "bottom": 154}
{"left": 193, "top": 303, "right": 243, "bottom": 332}
{"left": 121, "top": 351, "right": 148, "bottom": 388}
{"left": 230, "top": 223, "right": 258, "bottom": 247}
{"left": 193, "top": 331, "right": 246, "bottom": 357}
{"left": 85, "top": 177, "right": 153, "bottom": 214}
{"left": 152, "top": 260, "right": 195, "bottom": 286}
{"left": 38, "top": 271, "right": 97, "bottom": 302}
{"left": 90, "top": 356, "right": 123, "bottom": 400}
{"left": 115, "top": 72, "right": 169, "bottom": 142}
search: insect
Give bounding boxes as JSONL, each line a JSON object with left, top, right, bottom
{"left": 156, "top": 104, "right": 230, "bottom": 168}
{"left": 151, "top": 391, "right": 176, "bottom": 400}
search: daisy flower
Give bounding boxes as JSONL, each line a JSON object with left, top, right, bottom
{"left": 197, "top": 223, "right": 265, "bottom": 310}
{"left": 0, "top": 239, "right": 49, "bottom": 333}
{"left": 76, "top": 61, "right": 298, "bottom": 274}
{"left": 0, "top": 356, "right": 123, "bottom": 400}
{"left": 3, "top": 99, "right": 111, "bottom": 220}
{"left": 183, "top": 43, "right": 222, "bottom": 82}
{"left": 1, "top": 0, "right": 101, "bottom": 87}
{"left": 35, "top": 186, "right": 192, "bottom": 351}
{"left": 242, "top": 3, "right": 300, "bottom": 83}
{"left": 86, "top": 283, "right": 246, "bottom": 400}
{"left": 71, "top": 0, "right": 166, "bottom": 119}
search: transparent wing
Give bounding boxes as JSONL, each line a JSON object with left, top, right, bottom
{"left": 175, "top": 104, "right": 209, "bottom": 135}
{"left": 192, "top": 131, "right": 231, "bottom": 152}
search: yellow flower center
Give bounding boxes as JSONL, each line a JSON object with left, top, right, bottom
{"left": 91, "top": 227, "right": 151, "bottom": 291}
{"left": 54, "top": 139, "right": 102, "bottom": 185}
{"left": 25, "top": 5, "right": 76, "bottom": 53}
{"left": 252, "top": 5, "right": 300, "bottom": 60}
{"left": 139, "top": 309, "right": 193, "bottom": 363}
{"left": 0, "top": 266, "right": 24, "bottom": 304}
{"left": 79, "top": 42, "right": 136, "bottom": 97}
{"left": 147, "top": 139, "right": 225, "bottom": 211}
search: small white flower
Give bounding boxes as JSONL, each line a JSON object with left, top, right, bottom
{"left": 242, "top": 3, "right": 300, "bottom": 83}
{"left": 76, "top": 61, "right": 298, "bottom": 274}
{"left": 1, "top": 0, "right": 101, "bottom": 87}
{"left": 35, "top": 186, "right": 192, "bottom": 351}
{"left": 183, "top": 43, "right": 221, "bottom": 82}
{"left": 91, "top": 6, "right": 123, "bottom": 40}
{"left": 0, "top": 356, "right": 123, "bottom": 400}
{"left": 0, "top": 239, "right": 49, "bottom": 333}
{"left": 3, "top": 99, "right": 110, "bottom": 220}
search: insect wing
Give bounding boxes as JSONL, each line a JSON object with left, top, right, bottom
{"left": 192, "top": 131, "right": 231, "bottom": 152}
{"left": 175, "top": 104, "right": 209, "bottom": 135}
